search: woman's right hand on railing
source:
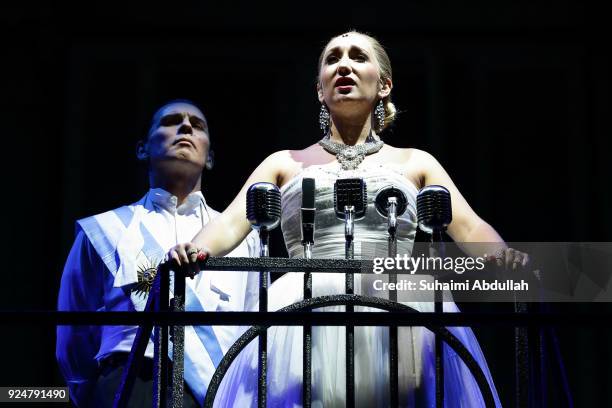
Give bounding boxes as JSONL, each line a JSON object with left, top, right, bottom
{"left": 164, "top": 242, "right": 209, "bottom": 279}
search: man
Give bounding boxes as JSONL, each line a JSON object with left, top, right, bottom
{"left": 56, "top": 100, "right": 259, "bottom": 407}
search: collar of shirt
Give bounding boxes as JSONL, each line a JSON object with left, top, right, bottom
{"left": 148, "top": 188, "right": 206, "bottom": 217}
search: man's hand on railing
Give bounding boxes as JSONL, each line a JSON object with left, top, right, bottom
{"left": 164, "top": 243, "right": 209, "bottom": 279}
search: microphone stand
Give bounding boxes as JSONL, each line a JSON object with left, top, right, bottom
{"left": 257, "top": 228, "right": 269, "bottom": 408}
{"left": 303, "top": 239, "right": 313, "bottom": 260}
{"left": 259, "top": 229, "right": 270, "bottom": 258}
{"left": 246, "top": 182, "right": 281, "bottom": 408}
{"left": 416, "top": 184, "right": 451, "bottom": 408}
{"left": 429, "top": 229, "right": 445, "bottom": 408}
{"left": 334, "top": 178, "right": 364, "bottom": 408}
{"left": 374, "top": 185, "right": 408, "bottom": 407}
{"left": 344, "top": 205, "right": 355, "bottom": 260}
{"left": 343, "top": 204, "right": 355, "bottom": 407}
{"left": 386, "top": 197, "right": 400, "bottom": 408}
{"left": 301, "top": 207, "right": 314, "bottom": 408}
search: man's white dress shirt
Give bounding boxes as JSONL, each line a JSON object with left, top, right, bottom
{"left": 56, "top": 188, "right": 259, "bottom": 406}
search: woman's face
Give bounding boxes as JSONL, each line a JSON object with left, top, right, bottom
{"left": 318, "top": 33, "right": 390, "bottom": 113}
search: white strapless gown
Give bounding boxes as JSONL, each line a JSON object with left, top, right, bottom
{"left": 212, "top": 164, "right": 502, "bottom": 407}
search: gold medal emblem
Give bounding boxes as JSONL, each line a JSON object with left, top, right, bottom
{"left": 133, "top": 259, "right": 160, "bottom": 297}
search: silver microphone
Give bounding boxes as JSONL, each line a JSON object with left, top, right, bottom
{"left": 246, "top": 182, "right": 281, "bottom": 256}
{"left": 374, "top": 185, "right": 408, "bottom": 235}
{"left": 301, "top": 178, "right": 316, "bottom": 259}
{"left": 334, "top": 178, "right": 367, "bottom": 241}
{"left": 334, "top": 178, "right": 367, "bottom": 259}
{"left": 416, "top": 185, "right": 452, "bottom": 238}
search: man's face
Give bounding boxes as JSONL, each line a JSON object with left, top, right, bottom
{"left": 145, "top": 102, "right": 210, "bottom": 170}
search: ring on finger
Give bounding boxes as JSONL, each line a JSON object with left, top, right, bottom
{"left": 187, "top": 248, "right": 199, "bottom": 256}
{"left": 495, "top": 248, "right": 505, "bottom": 260}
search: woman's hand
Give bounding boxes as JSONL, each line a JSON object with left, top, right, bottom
{"left": 165, "top": 243, "right": 209, "bottom": 278}
{"left": 485, "top": 247, "right": 530, "bottom": 271}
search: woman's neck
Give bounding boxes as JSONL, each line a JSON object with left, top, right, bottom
{"left": 328, "top": 113, "right": 373, "bottom": 145}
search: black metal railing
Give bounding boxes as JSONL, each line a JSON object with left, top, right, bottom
{"left": 0, "top": 257, "right": 586, "bottom": 407}
{"left": 118, "top": 257, "right": 499, "bottom": 408}
{"left": 202, "top": 294, "right": 497, "bottom": 407}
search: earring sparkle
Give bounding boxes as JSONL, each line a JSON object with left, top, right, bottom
{"left": 375, "top": 99, "right": 385, "bottom": 133}
{"left": 319, "top": 104, "right": 330, "bottom": 135}
{"left": 205, "top": 150, "right": 214, "bottom": 170}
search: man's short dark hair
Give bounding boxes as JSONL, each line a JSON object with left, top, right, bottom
{"left": 146, "top": 98, "right": 209, "bottom": 140}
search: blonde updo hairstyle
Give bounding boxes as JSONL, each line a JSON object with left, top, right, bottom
{"left": 318, "top": 31, "right": 397, "bottom": 132}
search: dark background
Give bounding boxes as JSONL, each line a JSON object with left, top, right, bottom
{"left": 1, "top": 1, "right": 610, "bottom": 406}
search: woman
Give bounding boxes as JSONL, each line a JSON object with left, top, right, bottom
{"left": 169, "top": 31, "right": 525, "bottom": 407}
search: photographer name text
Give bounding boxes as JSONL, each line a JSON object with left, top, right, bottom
{"left": 372, "top": 279, "right": 529, "bottom": 292}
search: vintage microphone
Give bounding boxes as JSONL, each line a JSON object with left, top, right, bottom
{"left": 301, "top": 178, "right": 316, "bottom": 260}
{"left": 334, "top": 178, "right": 367, "bottom": 259}
{"left": 246, "top": 182, "right": 281, "bottom": 408}
{"left": 300, "top": 178, "right": 316, "bottom": 407}
{"left": 374, "top": 185, "right": 408, "bottom": 408}
{"left": 375, "top": 185, "right": 408, "bottom": 253}
{"left": 416, "top": 185, "right": 452, "bottom": 251}
{"left": 247, "top": 182, "right": 282, "bottom": 257}
{"left": 417, "top": 184, "right": 452, "bottom": 408}
{"left": 374, "top": 185, "right": 409, "bottom": 296}
{"left": 333, "top": 178, "right": 366, "bottom": 408}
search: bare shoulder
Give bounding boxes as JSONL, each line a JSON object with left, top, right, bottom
{"left": 398, "top": 147, "right": 442, "bottom": 170}
{"left": 261, "top": 149, "right": 289, "bottom": 163}
{"left": 381, "top": 145, "right": 436, "bottom": 164}
{"left": 412, "top": 148, "right": 437, "bottom": 161}
{"left": 388, "top": 146, "right": 433, "bottom": 160}
{"left": 259, "top": 149, "right": 305, "bottom": 186}
{"left": 289, "top": 142, "right": 322, "bottom": 156}
{"left": 376, "top": 145, "right": 442, "bottom": 188}
{"left": 257, "top": 149, "right": 298, "bottom": 170}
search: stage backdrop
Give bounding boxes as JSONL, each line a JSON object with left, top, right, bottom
{"left": 1, "top": 2, "right": 610, "bottom": 406}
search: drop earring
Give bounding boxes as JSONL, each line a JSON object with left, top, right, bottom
{"left": 205, "top": 150, "right": 215, "bottom": 170}
{"left": 374, "top": 99, "right": 385, "bottom": 134}
{"left": 136, "top": 142, "right": 149, "bottom": 161}
{"left": 319, "top": 104, "right": 330, "bottom": 135}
